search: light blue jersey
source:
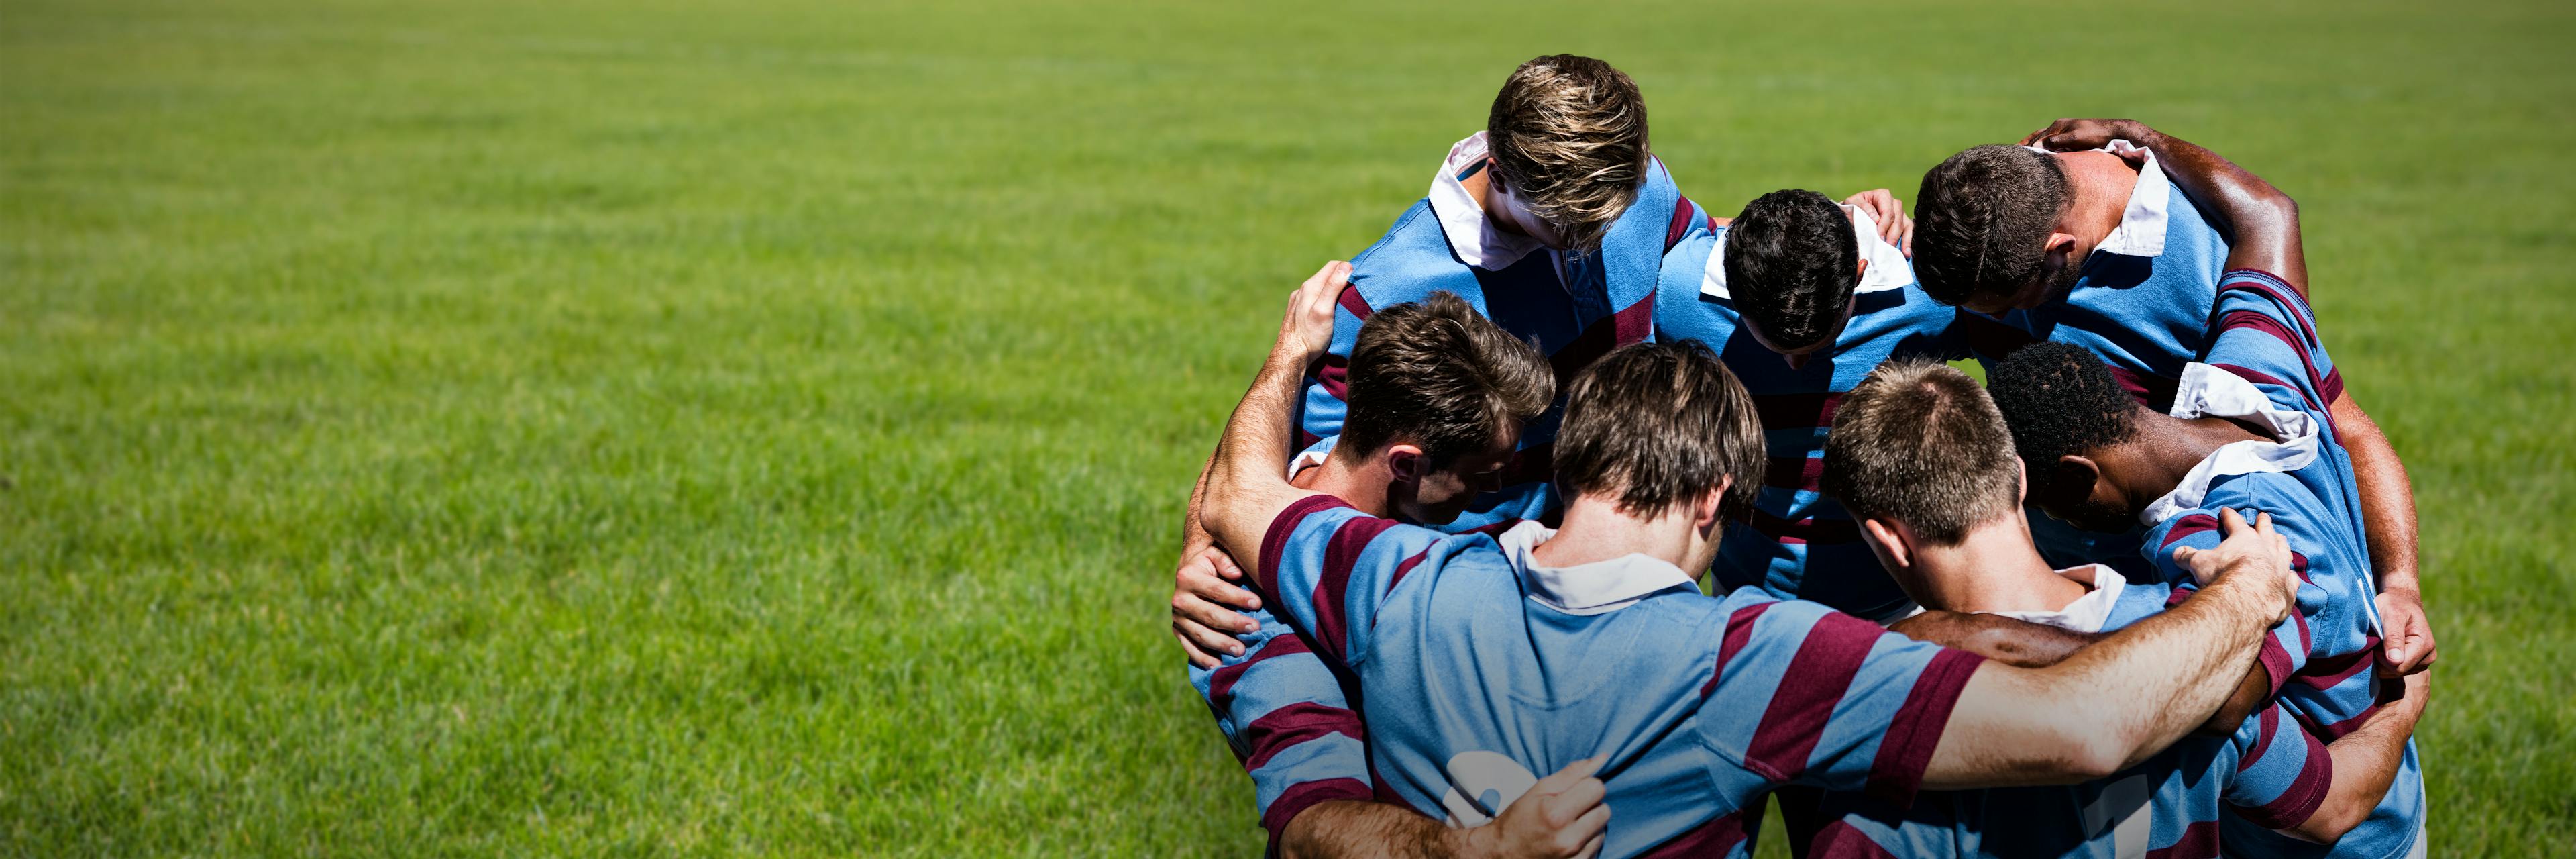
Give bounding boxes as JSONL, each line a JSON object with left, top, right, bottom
{"left": 1256, "top": 497, "right": 1986, "bottom": 858}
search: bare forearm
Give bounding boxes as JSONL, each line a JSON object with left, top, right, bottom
{"left": 1281, "top": 801, "right": 1463, "bottom": 859}
{"left": 1889, "top": 612, "right": 2098, "bottom": 668}
{"left": 1181, "top": 446, "right": 1218, "bottom": 556}
{"left": 1202, "top": 338, "right": 1322, "bottom": 560}
{"left": 2296, "top": 689, "right": 2426, "bottom": 842}
{"left": 2129, "top": 125, "right": 2306, "bottom": 288}
{"left": 2330, "top": 395, "right": 2422, "bottom": 591}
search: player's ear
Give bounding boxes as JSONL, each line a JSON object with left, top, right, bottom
{"left": 1693, "top": 478, "right": 1729, "bottom": 536}
{"left": 2044, "top": 232, "right": 2080, "bottom": 265}
{"left": 2015, "top": 458, "right": 2031, "bottom": 504}
{"left": 2051, "top": 454, "right": 2103, "bottom": 504}
{"left": 1860, "top": 517, "right": 1915, "bottom": 571}
{"left": 1386, "top": 444, "right": 1428, "bottom": 484}
{"left": 1852, "top": 258, "right": 1870, "bottom": 286}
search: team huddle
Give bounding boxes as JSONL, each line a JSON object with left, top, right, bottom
{"left": 1165, "top": 56, "right": 2438, "bottom": 859}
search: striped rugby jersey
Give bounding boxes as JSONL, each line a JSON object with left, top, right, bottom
{"left": 1254, "top": 499, "right": 1985, "bottom": 859}
{"left": 1191, "top": 131, "right": 1710, "bottom": 848}
{"left": 2144, "top": 270, "right": 2422, "bottom": 859}
{"left": 1652, "top": 213, "right": 1966, "bottom": 619}
{"left": 1811, "top": 566, "right": 2338, "bottom": 858}
{"left": 1949, "top": 142, "right": 2240, "bottom": 575}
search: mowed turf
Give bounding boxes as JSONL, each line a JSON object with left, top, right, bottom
{"left": 1, "top": 0, "right": 2568, "bottom": 855}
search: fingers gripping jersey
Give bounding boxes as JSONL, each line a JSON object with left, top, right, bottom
{"left": 2147, "top": 270, "right": 2423, "bottom": 859}
{"left": 1258, "top": 497, "right": 1984, "bottom": 858}
{"left": 1650, "top": 223, "right": 1968, "bottom": 619}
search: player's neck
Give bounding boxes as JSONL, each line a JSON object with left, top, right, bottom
{"left": 2059, "top": 150, "right": 2138, "bottom": 247}
{"left": 1531, "top": 495, "right": 1693, "bottom": 572}
{"left": 1913, "top": 515, "right": 2087, "bottom": 614}
{"left": 1303, "top": 458, "right": 1396, "bottom": 519}
{"left": 2114, "top": 413, "right": 2271, "bottom": 510}
{"left": 1463, "top": 167, "right": 1533, "bottom": 239}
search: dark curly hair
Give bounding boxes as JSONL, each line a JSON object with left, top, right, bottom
{"left": 1723, "top": 189, "right": 1860, "bottom": 350}
{"left": 1912, "top": 144, "right": 2071, "bottom": 307}
{"left": 1984, "top": 342, "right": 2141, "bottom": 502}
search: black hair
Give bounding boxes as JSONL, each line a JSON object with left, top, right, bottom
{"left": 1984, "top": 341, "right": 2140, "bottom": 501}
{"left": 1912, "top": 144, "right": 2072, "bottom": 307}
{"left": 1723, "top": 189, "right": 1859, "bottom": 350}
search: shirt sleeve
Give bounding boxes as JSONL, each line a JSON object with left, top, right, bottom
{"left": 1698, "top": 601, "right": 1986, "bottom": 809}
{"left": 2221, "top": 703, "right": 2335, "bottom": 831}
{"left": 1189, "top": 611, "right": 1373, "bottom": 846}
{"left": 2199, "top": 268, "right": 2343, "bottom": 413}
{"left": 2149, "top": 505, "right": 2325, "bottom": 700}
{"left": 1255, "top": 495, "right": 1447, "bottom": 668}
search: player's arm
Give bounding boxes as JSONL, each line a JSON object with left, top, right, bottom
{"left": 1889, "top": 611, "right": 2269, "bottom": 736}
{"left": 2286, "top": 668, "right": 2430, "bottom": 842}
{"left": 1887, "top": 611, "right": 2096, "bottom": 668}
{"left": 1282, "top": 758, "right": 1613, "bottom": 859}
{"left": 2024, "top": 118, "right": 2304, "bottom": 289}
{"left": 1922, "top": 510, "right": 2302, "bottom": 787}
{"left": 2330, "top": 390, "right": 2437, "bottom": 674}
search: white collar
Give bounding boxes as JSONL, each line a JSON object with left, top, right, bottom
{"left": 2020, "top": 139, "right": 2170, "bottom": 258}
{"left": 1986, "top": 564, "right": 2127, "bottom": 634}
{"left": 1700, "top": 203, "right": 1912, "bottom": 301}
{"left": 1428, "top": 132, "right": 1549, "bottom": 271}
{"left": 2139, "top": 363, "right": 2324, "bottom": 525}
{"left": 1495, "top": 520, "right": 1698, "bottom": 615}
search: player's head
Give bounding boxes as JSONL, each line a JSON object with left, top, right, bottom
{"left": 1724, "top": 189, "right": 1864, "bottom": 368}
{"left": 1553, "top": 340, "right": 1764, "bottom": 574}
{"left": 1485, "top": 54, "right": 1650, "bottom": 254}
{"left": 1912, "top": 144, "right": 2081, "bottom": 314}
{"left": 1338, "top": 291, "right": 1556, "bottom": 525}
{"left": 1823, "top": 359, "right": 2027, "bottom": 593}
{"left": 1985, "top": 342, "right": 2157, "bottom": 533}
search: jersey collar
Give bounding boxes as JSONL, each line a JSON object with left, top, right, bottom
{"left": 1700, "top": 203, "right": 1913, "bottom": 301}
{"left": 1428, "top": 132, "right": 1549, "bottom": 272}
{"left": 2020, "top": 139, "right": 2170, "bottom": 260}
{"left": 1986, "top": 564, "right": 2127, "bottom": 634}
{"left": 2139, "top": 363, "right": 2324, "bottom": 526}
{"left": 1495, "top": 520, "right": 1698, "bottom": 615}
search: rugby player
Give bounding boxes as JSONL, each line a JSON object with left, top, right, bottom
{"left": 1192, "top": 270, "right": 2306, "bottom": 858}
{"left": 1911, "top": 119, "right": 2436, "bottom": 678}
{"left": 1802, "top": 358, "right": 2428, "bottom": 856}
{"left": 1188, "top": 275, "right": 1617, "bottom": 858}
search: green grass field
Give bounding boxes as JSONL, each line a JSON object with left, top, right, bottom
{"left": 3, "top": 0, "right": 2570, "bottom": 854}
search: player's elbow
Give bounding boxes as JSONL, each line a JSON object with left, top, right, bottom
{"left": 2283, "top": 793, "right": 2373, "bottom": 844}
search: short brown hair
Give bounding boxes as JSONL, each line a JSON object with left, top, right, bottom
{"left": 1821, "top": 359, "right": 2021, "bottom": 544}
{"left": 1911, "top": 144, "right": 2070, "bottom": 306}
{"left": 1339, "top": 291, "right": 1555, "bottom": 468}
{"left": 1553, "top": 340, "right": 1763, "bottom": 522}
{"left": 1487, "top": 54, "right": 1650, "bottom": 253}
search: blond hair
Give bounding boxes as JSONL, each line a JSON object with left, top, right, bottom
{"left": 1486, "top": 55, "right": 1650, "bottom": 253}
